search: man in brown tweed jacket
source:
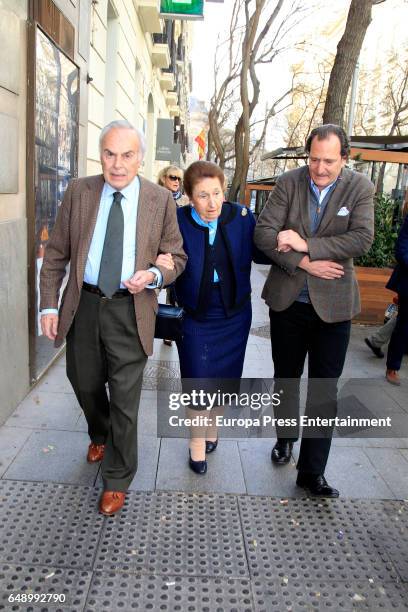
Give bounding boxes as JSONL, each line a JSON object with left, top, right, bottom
{"left": 254, "top": 124, "right": 374, "bottom": 497}
{"left": 40, "top": 120, "right": 187, "bottom": 515}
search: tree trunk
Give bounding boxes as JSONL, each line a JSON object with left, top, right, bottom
{"left": 209, "top": 0, "right": 292, "bottom": 201}
{"left": 208, "top": 107, "right": 225, "bottom": 168}
{"left": 228, "top": 0, "right": 266, "bottom": 202}
{"left": 229, "top": 117, "right": 245, "bottom": 201}
{"left": 322, "top": 0, "right": 377, "bottom": 127}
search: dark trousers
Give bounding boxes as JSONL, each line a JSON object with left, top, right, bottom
{"left": 269, "top": 301, "right": 351, "bottom": 475}
{"left": 386, "top": 294, "right": 408, "bottom": 371}
{"left": 66, "top": 290, "right": 147, "bottom": 491}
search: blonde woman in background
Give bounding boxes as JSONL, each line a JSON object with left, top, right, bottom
{"left": 158, "top": 166, "right": 189, "bottom": 345}
{"left": 158, "top": 165, "right": 189, "bottom": 207}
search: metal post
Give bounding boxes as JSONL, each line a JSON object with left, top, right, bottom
{"left": 347, "top": 60, "right": 359, "bottom": 137}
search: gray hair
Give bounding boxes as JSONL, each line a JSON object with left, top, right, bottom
{"left": 99, "top": 120, "right": 147, "bottom": 160}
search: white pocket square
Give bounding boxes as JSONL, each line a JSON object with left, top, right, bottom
{"left": 337, "top": 207, "right": 350, "bottom": 217}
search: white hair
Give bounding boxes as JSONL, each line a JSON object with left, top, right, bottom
{"left": 99, "top": 120, "right": 147, "bottom": 160}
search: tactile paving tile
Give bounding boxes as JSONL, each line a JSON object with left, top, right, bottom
{"left": 285, "top": 498, "right": 401, "bottom": 582}
{"left": 0, "top": 564, "right": 91, "bottom": 611}
{"left": 94, "top": 490, "right": 249, "bottom": 577}
{"left": 0, "top": 481, "right": 104, "bottom": 570}
{"left": 322, "top": 498, "right": 408, "bottom": 535}
{"left": 238, "top": 496, "right": 398, "bottom": 581}
{"left": 314, "top": 498, "right": 408, "bottom": 581}
{"left": 251, "top": 579, "right": 408, "bottom": 611}
{"left": 85, "top": 572, "right": 253, "bottom": 611}
{"left": 354, "top": 499, "right": 408, "bottom": 582}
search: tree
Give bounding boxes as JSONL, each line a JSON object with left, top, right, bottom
{"left": 207, "top": 1, "right": 243, "bottom": 168}
{"left": 383, "top": 51, "right": 408, "bottom": 137}
{"left": 284, "top": 58, "right": 331, "bottom": 168}
{"left": 352, "top": 65, "right": 380, "bottom": 136}
{"left": 207, "top": 0, "right": 308, "bottom": 201}
{"left": 375, "top": 50, "right": 408, "bottom": 193}
{"left": 322, "top": 0, "right": 386, "bottom": 127}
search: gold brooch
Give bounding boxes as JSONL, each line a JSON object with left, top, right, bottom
{"left": 241, "top": 208, "right": 248, "bottom": 216}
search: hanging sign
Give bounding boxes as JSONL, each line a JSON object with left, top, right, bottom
{"left": 160, "top": 0, "right": 204, "bottom": 20}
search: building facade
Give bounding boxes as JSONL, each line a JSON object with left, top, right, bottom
{"left": 87, "top": 0, "right": 192, "bottom": 178}
{"left": 0, "top": 0, "right": 192, "bottom": 424}
{"left": 0, "top": 0, "right": 30, "bottom": 425}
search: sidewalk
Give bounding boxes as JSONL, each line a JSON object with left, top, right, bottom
{"left": 0, "top": 265, "right": 407, "bottom": 610}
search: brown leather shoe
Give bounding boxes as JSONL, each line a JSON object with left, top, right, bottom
{"left": 99, "top": 491, "right": 126, "bottom": 516}
{"left": 87, "top": 443, "right": 105, "bottom": 463}
{"left": 386, "top": 369, "right": 401, "bottom": 386}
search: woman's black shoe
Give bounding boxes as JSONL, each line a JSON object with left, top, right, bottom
{"left": 205, "top": 439, "right": 218, "bottom": 454}
{"left": 188, "top": 450, "right": 207, "bottom": 474}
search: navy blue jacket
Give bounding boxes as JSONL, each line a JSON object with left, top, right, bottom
{"left": 386, "top": 216, "right": 408, "bottom": 297}
{"left": 175, "top": 202, "right": 263, "bottom": 318}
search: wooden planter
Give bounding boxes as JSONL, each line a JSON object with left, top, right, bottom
{"left": 354, "top": 266, "right": 395, "bottom": 324}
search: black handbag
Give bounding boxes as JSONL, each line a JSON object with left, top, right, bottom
{"left": 154, "top": 303, "right": 184, "bottom": 341}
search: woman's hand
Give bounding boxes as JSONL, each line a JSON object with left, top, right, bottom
{"left": 277, "top": 230, "right": 308, "bottom": 253}
{"left": 156, "top": 252, "right": 174, "bottom": 270}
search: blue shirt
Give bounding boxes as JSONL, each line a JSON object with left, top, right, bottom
{"left": 84, "top": 177, "right": 140, "bottom": 286}
{"left": 191, "top": 206, "right": 219, "bottom": 282}
{"left": 296, "top": 178, "right": 338, "bottom": 304}
{"left": 42, "top": 176, "right": 161, "bottom": 314}
{"left": 310, "top": 178, "right": 336, "bottom": 204}
{"left": 309, "top": 178, "right": 338, "bottom": 234}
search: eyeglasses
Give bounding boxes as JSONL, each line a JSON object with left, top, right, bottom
{"left": 167, "top": 175, "right": 181, "bottom": 181}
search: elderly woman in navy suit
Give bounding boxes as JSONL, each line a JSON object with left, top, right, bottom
{"left": 173, "top": 161, "right": 263, "bottom": 474}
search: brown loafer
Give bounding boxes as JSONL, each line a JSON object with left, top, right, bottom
{"left": 386, "top": 369, "right": 401, "bottom": 386}
{"left": 99, "top": 491, "right": 126, "bottom": 516}
{"left": 87, "top": 443, "right": 105, "bottom": 463}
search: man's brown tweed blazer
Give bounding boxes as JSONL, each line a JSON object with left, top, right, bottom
{"left": 254, "top": 165, "right": 375, "bottom": 323}
{"left": 40, "top": 174, "right": 187, "bottom": 355}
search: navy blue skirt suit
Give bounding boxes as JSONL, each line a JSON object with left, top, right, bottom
{"left": 175, "top": 202, "right": 257, "bottom": 379}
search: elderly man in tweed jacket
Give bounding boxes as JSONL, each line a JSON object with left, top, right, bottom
{"left": 40, "top": 120, "right": 186, "bottom": 515}
{"left": 254, "top": 124, "right": 374, "bottom": 497}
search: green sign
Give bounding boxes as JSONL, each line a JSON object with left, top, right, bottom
{"left": 160, "top": 0, "right": 204, "bottom": 20}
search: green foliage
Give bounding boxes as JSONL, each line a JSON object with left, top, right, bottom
{"left": 355, "top": 193, "right": 401, "bottom": 268}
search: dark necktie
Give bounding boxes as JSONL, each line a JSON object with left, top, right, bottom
{"left": 98, "top": 191, "right": 124, "bottom": 298}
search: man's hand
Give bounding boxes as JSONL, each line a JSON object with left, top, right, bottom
{"left": 277, "top": 230, "right": 308, "bottom": 253}
{"left": 299, "top": 256, "right": 344, "bottom": 280}
{"left": 155, "top": 253, "right": 174, "bottom": 271}
{"left": 123, "top": 270, "right": 156, "bottom": 294}
{"left": 41, "top": 314, "right": 59, "bottom": 340}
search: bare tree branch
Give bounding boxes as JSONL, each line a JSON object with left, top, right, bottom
{"left": 207, "top": 0, "right": 310, "bottom": 200}
{"left": 323, "top": 0, "right": 387, "bottom": 126}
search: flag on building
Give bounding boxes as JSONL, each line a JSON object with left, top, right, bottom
{"left": 195, "top": 129, "right": 206, "bottom": 159}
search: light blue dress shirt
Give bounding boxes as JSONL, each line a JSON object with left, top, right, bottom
{"left": 310, "top": 178, "right": 336, "bottom": 205}
{"left": 191, "top": 206, "right": 219, "bottom": 282}
{"left": 84, "top": 177, "right": 140, "bottom": 286}
{"left": 296, "top": 177, "right": 338, "bottom": 304}
{"left": 42, "top": 176, "right": 161, "bottom": 314}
